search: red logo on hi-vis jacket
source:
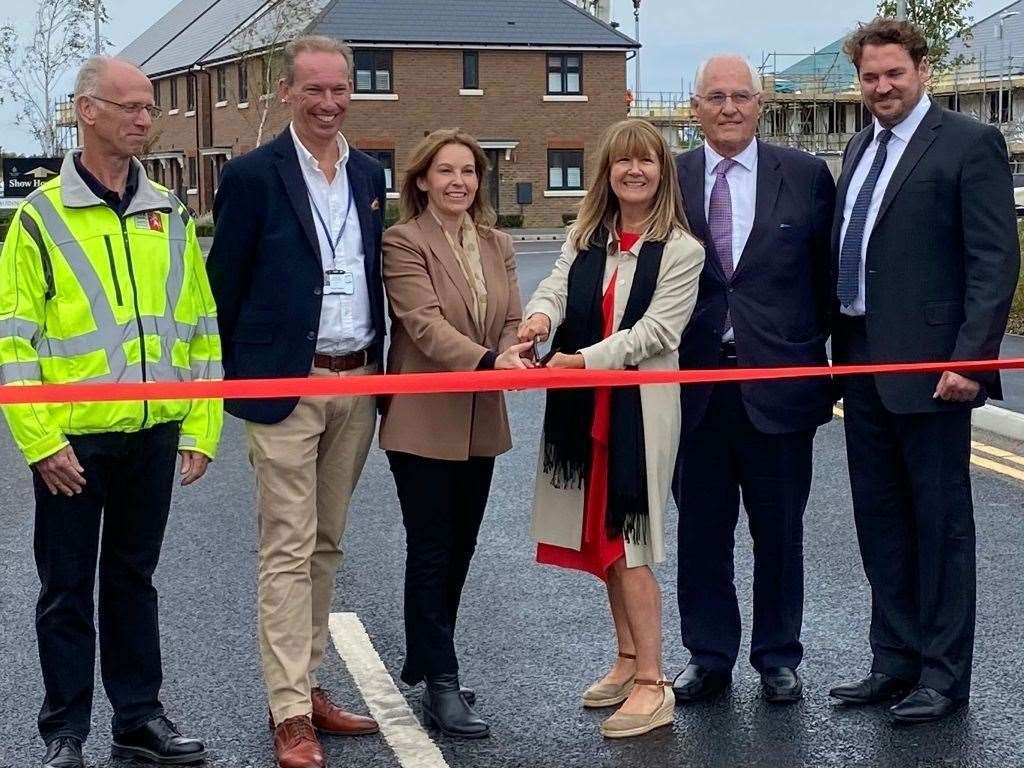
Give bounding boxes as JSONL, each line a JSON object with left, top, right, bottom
{"left": 147, "top": 211, "right": 163, "bottom": 232}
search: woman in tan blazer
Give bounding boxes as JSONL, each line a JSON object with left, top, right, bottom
{"left": 380, "top": 128, "right": 532, "bottom": 740}
{"left": 518, "top": 119, "right": 704, "bottom": 739}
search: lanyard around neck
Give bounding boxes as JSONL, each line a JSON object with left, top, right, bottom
{"left": 307, "top": 178, "right": 354, "bottom": 268}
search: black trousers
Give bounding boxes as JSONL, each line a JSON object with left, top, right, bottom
{"left": 673, "top": 381, "right": 814, "bottom": 673}
{"left": 387, "top": 451, "right": 495, "bottom": 685}
{"left": 33, "top": 422, "right": 180, "bottom": 744}
{"left": 840, "top": 317, "right": 975, "bottom": 700}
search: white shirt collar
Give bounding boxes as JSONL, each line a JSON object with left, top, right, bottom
{"left": 704, "top": 138, "right": 758, "bottom": 176}
{"left": 289, "top": 122, "right": 350, "bottom": 175}
{"left": 873, "top": 93, "right": 931, "bottom": 144}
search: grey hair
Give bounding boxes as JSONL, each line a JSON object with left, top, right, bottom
{"left": 283, "top": 35, "right": 355, "bottom": 84}
{"left": 693, "top": 55, "right": 763, "bottom": 95}
{"left": 74, "top": 55, "right": 114, "bottom": 99}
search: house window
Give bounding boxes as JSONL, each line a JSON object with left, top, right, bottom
{"left": 547, "top": 53, "right": 582, "bottom": 95}
{"left": 260, "top": 58, "right": 270, "bottom": 96}
{"left": 548, "top": 149, "right": 584, "bottom": 190}
{"left": 463, "top": 51, "right": 479, "bottom": 90}
{"left": 238, "top": 61, "right": 249, "bottom": 102}
{"left": 169, "top": 77, "right": 179, "bottom": 109}
{"left": 947, "top": 94, "right": 960, "bottom": 112}
{"left": 216, "top": 68, "right": 227, "bottom": 102}
{"left": 354, "top": 50, "right": 393, "bottom": 93}
{"left": 186, "top": 75, "right": 196, "bottom": 111}
{"left": 153, "top": 79, "right": 161, "bottom": 106}
{"left": 187, "top": 156, "right": 197, "bottom": 188}
{"left": 363, "top": 149, "right": 396, "bottom": 191}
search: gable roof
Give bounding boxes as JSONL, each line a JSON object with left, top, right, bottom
{"left": 775, "top": 37, "right": 858, "bottom": 93}
{"left": 121, "top": 0, "right": 637, "bottom": 77}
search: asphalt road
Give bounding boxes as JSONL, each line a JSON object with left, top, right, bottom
{"left": 0, "top": 241, "right": 1022, "bottom": 768}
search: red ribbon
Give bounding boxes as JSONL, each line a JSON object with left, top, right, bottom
{"left": 1, "top": 358, "right": 1022, "bottom": 405}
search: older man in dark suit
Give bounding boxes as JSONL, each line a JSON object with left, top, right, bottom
{"left": 672, "top": 54, "right": 836, "bottom": 705}
{"left": 828, "top": 19, "right": 1019, "bottom": 724}
{"left": 207, "top": 35, "right": 384, "bottom": 768}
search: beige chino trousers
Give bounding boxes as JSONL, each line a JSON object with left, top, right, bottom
{"left": 246, "top": 363, "right": 377, "bottom": 724}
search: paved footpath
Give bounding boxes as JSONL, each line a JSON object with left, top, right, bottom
{"left": 0, "top": 244, "right": 1021, "bottom": 768}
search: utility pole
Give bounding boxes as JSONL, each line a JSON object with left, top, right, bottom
{"left": 633, "top": 0, "right": 641, "bottom": 96}
{"left": 896, "top": 0, "right": 907, "bottom": 20}
{"left": 93, "top": 0, "right": 102, "bottom": 54}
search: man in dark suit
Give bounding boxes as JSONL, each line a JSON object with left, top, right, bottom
{"left": 672, "top": 55, "right": 836, "bottom": 704}
{"left": 828, "top": 19, "right": 1020, "bottom": 724}
{"left": 207, "top": 35, "right": 383, "bottom": 768}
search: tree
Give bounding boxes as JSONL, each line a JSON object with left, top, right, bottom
{"left": 876, "top": 0, "right": 974, "bottom": 72}
{"left": 0, "top": 0, "right": 107, "bottom": 155}
{"left": 229, "top": 0, "right": 328, "bottom": 148}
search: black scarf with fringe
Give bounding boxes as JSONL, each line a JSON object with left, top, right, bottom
{"left": 541, "top": 230, "right": 665, "bottom": 543}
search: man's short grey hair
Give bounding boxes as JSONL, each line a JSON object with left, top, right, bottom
{"left": 283, "top": 35, "right": 355, "bottom": 84}
{"left": 693, "top": 55, "right": 763, "bottom": 95}
{"left": 74, "top": 55, "right": 113, "bottom": 100}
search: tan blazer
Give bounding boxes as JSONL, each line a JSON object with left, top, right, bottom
{"left": 379, "top": 213, "right": 522, "bottom": 460}
{"left": 526, "top": 228, "right": 705, "bottom": 567}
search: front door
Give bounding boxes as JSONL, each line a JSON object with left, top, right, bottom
{"left": 484, "top": 149, "right": 500, "bottom": 215}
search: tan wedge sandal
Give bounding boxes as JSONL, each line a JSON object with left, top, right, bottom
{"left": 581, "top": 652, "right": 637, "bottom": 709}
{"left": 599, "top": 678, "right": 675, "bottom": 739}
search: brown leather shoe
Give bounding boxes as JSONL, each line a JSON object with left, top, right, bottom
{"left": 312, "top": 687, "right": 380, "bottom": 736}
{"left": 273, "top": 715, "right": 324, "bottom": 768}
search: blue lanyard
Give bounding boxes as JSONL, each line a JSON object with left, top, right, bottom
{"left": 308, "top": 180, "right": 354, "bottom": 267}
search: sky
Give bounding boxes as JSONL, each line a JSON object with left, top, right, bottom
{"left": 0, "top": 0, "right": 1014, "bottom": 153}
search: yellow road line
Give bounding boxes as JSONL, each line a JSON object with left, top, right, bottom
{"left": 832, "top": 406, "right": 1024, "bottom": 483}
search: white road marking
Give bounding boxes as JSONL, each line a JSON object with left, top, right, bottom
{"left": 328, "top": 612, "right": 451, "bottom": 768}
{"left": 515, "top": 250, "right": 562, "bottom": 255}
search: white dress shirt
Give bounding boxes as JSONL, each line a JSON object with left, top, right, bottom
{"left": 704, "top": 138, "right": 758, "bottom": 342}
{"left": 290, "top": 123, "right": 375, "bottom": 354}
{"left": 839, "top": 93, "right": 932, "bottom": 316}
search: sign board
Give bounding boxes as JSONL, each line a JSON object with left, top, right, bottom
{"left": 2, "top": 157, "right": 62, "bottom": 198}
{"left": 516, "top": 182, "right": 533, "bottom": 206}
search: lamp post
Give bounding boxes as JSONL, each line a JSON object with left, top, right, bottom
{"left": 997, "top": 11, "right": 1020, "bottom": 125}
{"left": 633, "top": 0, "right": 641, "bottom": 97}
{"left": 896, "top": 0, "right": 907, "bottom": 21}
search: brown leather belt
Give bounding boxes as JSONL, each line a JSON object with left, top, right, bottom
{"left": 312, "top": 348, "right": 376, "bottom": 372}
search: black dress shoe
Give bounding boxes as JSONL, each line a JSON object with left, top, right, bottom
{"left": 111, "top": 716, "right": 207, "bottom": 764}
{"left": 829, "top": 672, "right": 913, "bottom": 704}
{"left": 761, "top": 667, "right": 803, "bottom": 703}
{"left": 890, "top": 686, "right": 966, "bottom": 724}
{"left": 672, "top": 663, "right": 731, "bottom": 703}
{"left": 42, "top": 737, "right": 84, "bottom": 768}
{"left": 422, "top": 674, "right": 489, "bottom": 739}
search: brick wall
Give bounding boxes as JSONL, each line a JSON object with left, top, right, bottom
{"left": 147, "top": 48, "right": 630, "bottom": 226}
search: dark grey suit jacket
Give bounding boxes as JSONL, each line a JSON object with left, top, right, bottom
{"left": 831, "top": 99, "right": 1021, "bottom": 413}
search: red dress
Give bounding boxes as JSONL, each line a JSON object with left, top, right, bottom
{"left": 536, "top": 231, "right": 641, "bottom": 580}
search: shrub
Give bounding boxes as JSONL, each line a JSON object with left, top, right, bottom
{"left": 496, "top": 213, "right": 524, "bottom": 229}
{"left": 384, "top": 200, "right": 401, "bottom": 228}
{"left": 1011, "top": 222, "right": 1024, "bottom": 334}
{"left": 0, "top": 209, "right": 14, "bottom": 243}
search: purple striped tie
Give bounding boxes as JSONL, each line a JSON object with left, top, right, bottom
{"left": 709, "top": 157, "right": 737, "bottom": 280}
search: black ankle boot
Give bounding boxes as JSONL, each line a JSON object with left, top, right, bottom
{"left": 422, "top": 674, "right": 490, "bottom": 739}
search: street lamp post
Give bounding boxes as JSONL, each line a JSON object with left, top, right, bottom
{"left": 633, "top": 0, "right": 641, "bottom": 97}
{"left": 896, "top": 0, "right": 907, "bottom": 21}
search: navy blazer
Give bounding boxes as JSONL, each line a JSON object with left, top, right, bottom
{"left": 830, "top": 101, "right": 1020, "bottom": 413}
{"left": 676, "top": 140, "right": 836, "bottom": 435}
{"left": 207, "top": 128, "right": 387, "bottom": 425}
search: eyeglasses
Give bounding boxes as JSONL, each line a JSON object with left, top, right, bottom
{"left": 89, "top": 95, "right": 163, "bottom": 119}
{"left": 697, "top": 91, "right": 757, "bottom": 108}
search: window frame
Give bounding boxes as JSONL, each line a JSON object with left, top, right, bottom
{"left": 187, "top": 155, "right": 197, "bottom": 188}
{"left": 153, "top": 79, "right": 162, "bottom": 107}
{"left": 237, "top": 60, "right": 249, "bottom": 103}
{"left": 363, "top": 149, "right": 396, "bottom": 192}
{"left": 185, "top": 75, "right": 196, "bottom": 111}
{"left": 169, "top": 77, "right": 179, "bottom": 109}
{"left": 353, "top": 49, "right": 394, "bottom": 94}
{"left": 547, "top": 53, "right": 583, "bottom": 95}
{"left": 463, "top": 50, "right": 480, "bottom": 90}
{"left": 216, "top": 67, "right": 227, "bottom": 102}
{"left": 547, "top": 149, "right": 584, "bottom": 191}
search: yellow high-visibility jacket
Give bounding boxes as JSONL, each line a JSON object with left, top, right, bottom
{"left": 0, "top": 152, "right": 223, "bottom": 464}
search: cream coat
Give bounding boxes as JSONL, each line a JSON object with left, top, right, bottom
{"left": 526, "top": 228, "right": 704, "bottom": 567}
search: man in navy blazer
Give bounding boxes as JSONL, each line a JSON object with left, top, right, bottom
{"left": 671, "top": 55, "right": 836, "bottom": 705}
{"left": 207, "top": 35, "right": 383, "bottom": 767}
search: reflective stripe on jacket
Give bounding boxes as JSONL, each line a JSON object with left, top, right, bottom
{"left": 0, "top": 151, "right": 223, "bottom": 464}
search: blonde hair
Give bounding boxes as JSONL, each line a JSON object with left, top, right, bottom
{"left": 283, "top": 35, "right": 355, "bottom": 84}
{"left": 568, "top": 119, "right": 689, "bottom": 251}
{"left": 399, "top": 128, "right": 497, "bottom": 229}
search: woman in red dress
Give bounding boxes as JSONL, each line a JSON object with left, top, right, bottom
{"left": 520, "top": 119, "right": 704, "bottom": 739}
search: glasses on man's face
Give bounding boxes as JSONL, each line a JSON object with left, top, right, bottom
{"left": 89, "top": 95, "right": 162, "bottom": 119}
{"left": 698, "top": 91, "right": 756, "bottom": 108}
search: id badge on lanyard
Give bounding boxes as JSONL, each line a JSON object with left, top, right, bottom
{"left": 325, "top": 269, "right": 355, "bottom": 295}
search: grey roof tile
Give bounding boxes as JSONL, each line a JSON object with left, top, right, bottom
{"left": 947, "top": 0, "right": 1024, "bottom": 77}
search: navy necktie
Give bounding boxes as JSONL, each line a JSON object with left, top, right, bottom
{"left": 838, "top": 129, "right": 893, "bottom": 308}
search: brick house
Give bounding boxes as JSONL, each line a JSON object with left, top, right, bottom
{"left": 119, "top": 0, "right": 638, "bottom": 226}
